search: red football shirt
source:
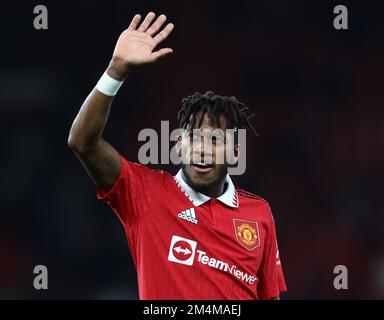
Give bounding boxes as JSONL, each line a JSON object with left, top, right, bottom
{"left": 96, "top": 155, "right": 287, "bottom": 299}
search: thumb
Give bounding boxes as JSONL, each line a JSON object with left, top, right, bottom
{"left": 151, "top": 48, "right": 173, "bottom": 61}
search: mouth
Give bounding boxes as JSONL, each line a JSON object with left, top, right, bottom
{"left": 192, "top": 163, "right": 214, "bottom": 174}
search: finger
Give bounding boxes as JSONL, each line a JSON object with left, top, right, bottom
{"left": 153, "top": 23, "right": 175, "bottom": 44}
{"left": 146, "top": 14, "right": 167, "bottom": 37}
{"left": 151, "top": 48, "right": 173, "bottom": 61}
{"left": 137, "top": 12, "right": 156, "bottom": 32}
{"left": 127, "top": 14, "right": 141, "bottom": 30}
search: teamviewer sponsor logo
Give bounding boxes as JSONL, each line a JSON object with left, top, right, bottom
{"left": 168, "top": 235, "right": 197, "bottom": 266}
{"left": 177, "top": 208, "right": 198, "bottom": 224}
{"left": 168, "top": 235, "right": 257, "bottom": 285}
{"left": 196, "top": 250, "right": 257, "bottom": 285}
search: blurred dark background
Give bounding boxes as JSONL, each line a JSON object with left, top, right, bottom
{"left": 0, "top": 0, "right": 383, "bottom": 299}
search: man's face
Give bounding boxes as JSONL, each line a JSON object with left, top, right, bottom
{"left": 177, "top": 112, "right": 238, "bottom": 190}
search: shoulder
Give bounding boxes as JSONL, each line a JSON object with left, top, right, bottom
{"left": 120, "top": 155, "right": 173, "bottom": 183}
{"left": 236, "top": 187, "right": 270, "bottom": 207}
{"left": 236, "top": 187, "right": 275, "bottom": 222}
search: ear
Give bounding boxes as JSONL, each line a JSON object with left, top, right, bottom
{"left": 175, "top": 135, "right": 182, "bottom": 156}
{"left": 232, "top": 144, "right": 240, "bottom": 164}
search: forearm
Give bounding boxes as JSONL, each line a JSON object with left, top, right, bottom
{"left": 68, "top": 62, "right": 131, "bottom": 153}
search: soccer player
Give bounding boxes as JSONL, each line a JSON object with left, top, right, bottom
{"left": 68, "top": 12, "right": 287, "bottom": 300}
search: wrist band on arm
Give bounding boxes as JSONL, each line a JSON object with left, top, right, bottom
{"left": 96, "top": 72, "right": 124, "bottom": 96}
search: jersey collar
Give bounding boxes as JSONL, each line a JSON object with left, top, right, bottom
{"left": 174, "top": 169, "right": 238, "bottom": 208}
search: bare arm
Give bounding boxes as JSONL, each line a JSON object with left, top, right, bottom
{"left": 68, "top": 12, "right": 174, "bottom": 191}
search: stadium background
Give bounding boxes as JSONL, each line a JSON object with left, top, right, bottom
{"left": 0, "top": 0, "right": 383, "bottom": 299}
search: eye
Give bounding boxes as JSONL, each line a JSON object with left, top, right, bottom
{"left": 189, "top": 131, "right": 202, "bottom": 141}
{"left": 190, "top": 133, "right": 199, "bottom": 141}
{"left": 215, "top": 136, "right": 226, "bottom": 145}
{"left": 186, "top": 131, "right": 196, "bottom": 140}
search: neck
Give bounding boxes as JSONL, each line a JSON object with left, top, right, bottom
{"left": 182, "top": 171, "right": 227, "bottom": 198}
{"left": 197, "top": 182, "right": 226, "bottom": 198}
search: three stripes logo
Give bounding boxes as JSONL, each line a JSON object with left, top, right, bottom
{"left": 177, "top": 208, "right": 198, "bottom": 224}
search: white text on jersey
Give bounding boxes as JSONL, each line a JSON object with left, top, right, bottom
{"left": 178, "top": 208, "right": 198, "bottom": 224}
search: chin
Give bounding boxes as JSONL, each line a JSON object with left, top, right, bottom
{"left": 189, "top": 176, "right": 216, "bottom": 189}
{"left": 182, "top": 165, "right": 225, "bottom": 189}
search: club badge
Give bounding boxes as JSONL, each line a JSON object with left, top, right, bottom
{"left": 233, "top": 219, "right": 260, "bottom": 251}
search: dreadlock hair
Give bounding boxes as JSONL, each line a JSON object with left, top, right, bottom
{"left": 177, "top": 91, "right": 259, "bottom": 143}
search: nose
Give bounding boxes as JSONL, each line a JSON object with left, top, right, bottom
{"left": 192, "top": 136, "right": 213, "bottom": 164}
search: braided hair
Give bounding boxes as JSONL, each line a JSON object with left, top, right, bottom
{"left": 177, "top": 91, "right": 259, "bottom": 140}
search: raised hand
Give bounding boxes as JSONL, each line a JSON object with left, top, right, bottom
{"left": 108, "top": 12, "right": 174, "bottom": 79}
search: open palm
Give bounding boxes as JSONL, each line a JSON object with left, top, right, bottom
{"left": 113, "top": 12, "right": 174, "bottom": 66}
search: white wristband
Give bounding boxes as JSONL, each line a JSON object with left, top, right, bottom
{"left": 96, "top": 72, "right": 124, "bottom": 96}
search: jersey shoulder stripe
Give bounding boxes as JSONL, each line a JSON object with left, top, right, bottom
{"left": 236, "top": 188, "right": 268, "bottom": 203}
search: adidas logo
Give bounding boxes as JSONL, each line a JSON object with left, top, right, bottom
{"left": 177, "top": 208, "right": 198, "bottom": 224}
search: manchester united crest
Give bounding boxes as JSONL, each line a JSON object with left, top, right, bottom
{"left": 233, "top": 219, "right": 260, "bottom": 251}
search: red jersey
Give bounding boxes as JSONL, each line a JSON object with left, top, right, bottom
{"left": 96, "top": 155, "right": 287, "bottom": 299}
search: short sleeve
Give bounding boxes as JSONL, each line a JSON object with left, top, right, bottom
{"left": 96, "top": 154, "right": 158, "bottom": 227}
{"left": 257, "top": 210, "right": 287, "bottom": 299}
